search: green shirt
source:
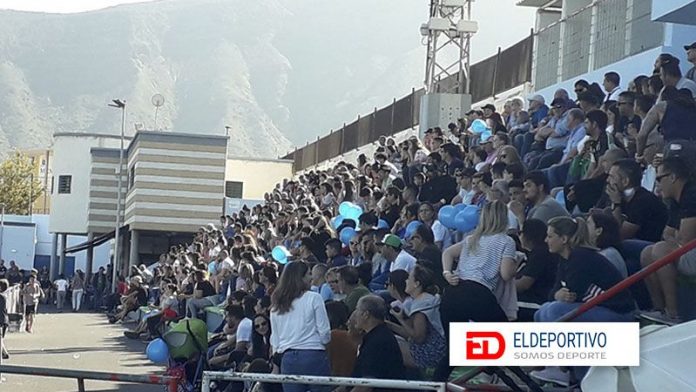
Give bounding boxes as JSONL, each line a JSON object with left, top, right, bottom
{"left": 343, "top": 285, "right": 371, "bottom": 313}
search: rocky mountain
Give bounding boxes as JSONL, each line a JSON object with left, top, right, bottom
{"left": 0, "top": 0, "right": 533, "bottom": 159}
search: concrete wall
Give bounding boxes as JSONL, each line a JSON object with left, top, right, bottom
{"left": 49, "top": 133, "right": 126, "bottom": 234}
{"left": 4, "top": 214, "right": 110, "bottom": 273}
{"left": 225, "top": 157, "right": 293, "bottom": 200}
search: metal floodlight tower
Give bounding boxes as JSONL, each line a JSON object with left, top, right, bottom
{"left": 421, "top": 0, "right": 477, "bottom": 94}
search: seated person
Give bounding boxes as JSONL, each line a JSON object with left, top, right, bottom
{"left": 386, "top": 265, "right": 446, "bottom": 370}
{"left": 640, "top": 157, "right": 696, "bottom": 325}
{"left": 208, "top": 304, "right": 252, "bottom": 369}
{"left": 186, "top": 270, "right": 219, "bottom": 319}
{"left": 535, "top": 216, "right": 634, "bottom": 323}
{"left": 339, "top": 295, "right": 405, "bottom": 392}
{"left": 108, "top": 276, "right": 148, "bottom": 324}
{"left": 124, "top": 283, "right": 179, "bottom": 339}
{"left": 515, "top": 219, "right": 558, "bottom": 321}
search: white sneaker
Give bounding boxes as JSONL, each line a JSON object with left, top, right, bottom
{"left": 530, "top": 366, "right": 570, "bottom": 387}
{"left": 639, "top": 310, "right": 682, "bottom": 326}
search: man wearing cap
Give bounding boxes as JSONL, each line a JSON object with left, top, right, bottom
{"left": 377, "top": 234, "right": 416, "bottom": 273}
{"left": 685, "top": 42, "right": 696, "bottom": 83}
{"left": 482, "top": 103, "right": 496, "bottom": 119}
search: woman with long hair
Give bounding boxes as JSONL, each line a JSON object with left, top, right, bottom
{"left": 587, "top": 212, "right": 628, "bottom": 278}
{"left": 70, "top": 270, "right": 85, "bottom": 312}
{"left": 536, "top": 216, "right": 634, "bottom": 323}
{"left": 249, "top": 314, "right": 272, "bottom": 360}
{"left": 531, "top": 216, "right": 634, "bottom": 386}
{"left": 387, "top": 265, "right": 446, "bottom": 370}
{"left": 435, "top": 201, "right": 517, "bottom": 381}
{"left": 270, "top": 262, "right": 331, "bottom": 392}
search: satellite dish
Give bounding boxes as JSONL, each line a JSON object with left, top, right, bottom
{"left": 151, "top": 94, "right": 165, "bottom": 107}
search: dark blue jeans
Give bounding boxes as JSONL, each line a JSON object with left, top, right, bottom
{"left": 534, "top": 301, "right": 634, "bottom": 322}
{"left": 622, "top": 239, "right": 655, "bottom": 310}
{"left": 280, "top": 349, "right": 331, "bottom": 392}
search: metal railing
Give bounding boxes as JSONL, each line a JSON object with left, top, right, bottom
{"left": 0, "top": 365, "right": 180, "bottom": 391}
{"left": 202, "top": 371, "right": 446, "bottom": 392}
{"left": 451, "top": 237, "right": 696, "bottom": 391}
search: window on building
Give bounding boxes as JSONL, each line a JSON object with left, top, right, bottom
{"left": 129, "top": 166, "right": 135, "bottom": 189}
{"left": 51, "top": 176, "right": 54, "bottom": 194}
{"left": 58, "top": 175, "right": 72, "bottom": 194}
{"left": 225, "top": 181, "right": 243, "bottom": 198}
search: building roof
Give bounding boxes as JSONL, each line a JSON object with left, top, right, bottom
{"left": 517, "top": 0, "right": 562, "bottom": 8}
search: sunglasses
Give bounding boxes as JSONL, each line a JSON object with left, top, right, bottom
{"left": 328, "top": 280, "right": 339, "bottom": 284}
{"left": 255, "top": 321, "right": 268, "bottom": 328}
{"left": 350, "top": 242, "right": 359, "bottom": 246}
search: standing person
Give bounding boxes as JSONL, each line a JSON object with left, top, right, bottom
{"left": 22, "top": 273, "right": 43, "bottom": 333}
{"left": 0, "top": 279, "right": 9, "bottom": 359}
{"left": 270, "top": 261, "right": 331, "bottom": 392}
{"left": 54, "top": 274, "right": 69, "bottom": 312}
{"left": 71, "top": 270, "right": 85, "bottom": 312}
{"left": 436, "top": 201, "right": 517, "bottom": 381}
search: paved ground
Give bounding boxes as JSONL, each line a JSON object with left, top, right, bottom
{"left": 0, "top": 306, "right": 166, "bottom": 391}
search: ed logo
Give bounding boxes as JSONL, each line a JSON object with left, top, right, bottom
{"left": 466, "top": 332, "right": 506, "bottom": 360}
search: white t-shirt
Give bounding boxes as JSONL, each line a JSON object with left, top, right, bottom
{"left": 270, "top": 291, "right": 331, "bottom": 353}
{"left": 456, "top": 233, "right": 516, "bottom": 290}
{"left": 676, "top": 77, "right": 696, "bottom": 98}
{"left": 54, "top": 279, "right": 68, "bottom": 291}
{"left": 432, "top": 220, "right": 453, "bottom": 249}
{"left": 391, "top": 250, "right": 417, "bottom": 273}
{"left": 236, "top": 317, "right": 253, "bottom": 343}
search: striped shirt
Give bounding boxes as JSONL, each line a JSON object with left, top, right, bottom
{"left": 456, "top": 233, "right": 516, "bottom": 290}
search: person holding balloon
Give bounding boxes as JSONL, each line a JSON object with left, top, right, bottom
{"left": 435, "top": 201, "right": 518, "bottom": 381}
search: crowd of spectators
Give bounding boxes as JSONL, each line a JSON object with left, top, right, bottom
{"left": 3, "top": 45, "right": 696, "bottom": 389}
{"left": 102, "top": 45, "right": 696, "bottom": 389}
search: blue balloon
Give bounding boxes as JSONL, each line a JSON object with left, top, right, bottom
{"left": 345, "top": 205, "right": 363, "bottom": 221}
{"left": 377, "top": 219, "right": 390, "bottom": 230}
{"left": 340, "top": 227, "right": 357, "bottom": 246}
{"left": 470, "top": 119, "right": 488, "bottom": 134}
{"left": 555, "top": 190, "right": 565, "bottom": 206}
{"left": 332, "top": 215, "right": 345, "bottom": 229}
{"left": 455, "top": 205, "right": 480, "bottom": 233}
{"left": 454, "top": 203, "right": 467, "bottom": 213}
{"left": 271, "top": 246, "right": 290, "bottom": 264}
{"left": 405, "top": 221, "right": 422, "bottom": 238}
{"left": 438, "top": 205, "right": 458, "bottom": 229}
{"left": 146, "top": 338, "right": 169, "bottom": 365}
{"left": 339, "top": 202, "right": 355, "bottom": 217}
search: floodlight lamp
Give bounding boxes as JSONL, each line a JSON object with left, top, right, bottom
{"left": 427, "top": 17, "right": 451, "bottom": 32}
{"left": 456, "top": 20, "right": 479, "bottom": 34}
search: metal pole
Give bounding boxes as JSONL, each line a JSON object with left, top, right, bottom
{"left": 0, "top": 204, "right": 4, "bottom": 262}
{"left": 111, "top": 102, "right": 126, "bottom": 293}
{"left": 28, "top": 174, "right": 33, "bottom": 215}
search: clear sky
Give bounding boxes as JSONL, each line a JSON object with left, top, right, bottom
{"left": 0, "top": 0, "right": 536, "bottom": 62}
{"left": 0, "top": 0, "right": 150, "bottom": 13}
